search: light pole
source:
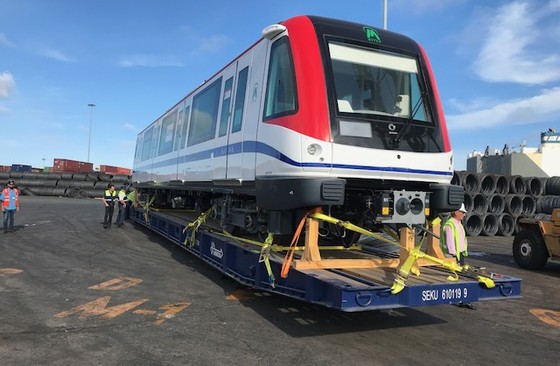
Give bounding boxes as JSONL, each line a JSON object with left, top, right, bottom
{"left": 42, "top": 158, "right": 46, "bottom": 172}
{"left": 87, "top": 103, "right": 96, "bottom": 163}
{"left": 383, "top": 0, "right": 388, "bottom": 30}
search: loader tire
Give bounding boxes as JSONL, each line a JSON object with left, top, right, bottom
{"left": 512, "top": 229, "right": 549, "bottom": 270}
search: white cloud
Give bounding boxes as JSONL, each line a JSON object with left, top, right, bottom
{"left": 195, "top": 34, "right": 229, "bottom": 54}
{"left": 0, "top": 33, "right": 13, "bottom": 47}
{"left": 118, "top": 54, "right": 184, "bottom": 68}
{"left": 446, "top": 87, "right": 560, "bottom": 130}
{"left": 123, "top": 123, "right": 137, "bottom": 131}
{"left": 447, "top": 97, "right": 502, "bottom": 113}
{"left": 39, "top": 48, "right": 75, "bottom": 62}
{"left": 473, "top": 1, "right": 560, "bottom": 85}
{"left": 0, "top": 72, "right": 16, "bottom": 98}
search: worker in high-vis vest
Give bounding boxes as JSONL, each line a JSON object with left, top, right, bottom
{"left": 102, "top": 184, "right": 118, "bottom": 229}
{"left": 441, "top": 203, "right": 475, "bottom": 310}
{"left": 441, "top": 203, "right": 469, "bottom": 265}
{"left": 125, "top": 186, "right": 137, "bottom": 219}
{"left": 115, "top": 185, "right": 128, "bottom": 228}
{"left": 1, "top": 179, "right": 20, "bottom": 234}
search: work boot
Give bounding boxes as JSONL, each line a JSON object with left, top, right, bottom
{"left": 455, "top": 302, "right": 476, "bottom": 310}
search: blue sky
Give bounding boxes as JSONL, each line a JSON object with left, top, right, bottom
{"left": 1, "top": 0, "right": 559, "bottom": 171}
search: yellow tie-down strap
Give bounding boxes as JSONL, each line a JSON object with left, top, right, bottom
{"left": 142, "top": 194, "right": 157, "bottom": 224}
{"left": 309, "top": 212, "right": 400, "bottom": 246}
{"left": 390, "top": 247, "right": 496, "bottom": 294}
{"left": 182, "top": 207, "right": 214, "bottom": 247}
{"left": 308, "top": 212, "right": 495, "bottom": 294}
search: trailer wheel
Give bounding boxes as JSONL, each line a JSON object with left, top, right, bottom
{"left": 512, "top": 229, "right": 549, "bottom": 270}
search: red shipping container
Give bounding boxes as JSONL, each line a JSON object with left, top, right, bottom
{"left": 76, "top": 161, "right": 93, "bottom": 173}
{"left": 52, "top": 158, "right": 78, "bottom": 172}
{"left": 116, "top": 167, "right": 132, "bottom": 175}
{"left": 99, "top": 165, "right": 131, "bottom": 175}
{"left": 52, "top": 158, "right": 93, "bottom": 173}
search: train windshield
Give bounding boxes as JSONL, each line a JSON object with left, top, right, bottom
{"left": 329, "top": 42, "right": 430, "bottom": 122}
{"left": 327, "top": 40, "right": 444, "bottom": 151}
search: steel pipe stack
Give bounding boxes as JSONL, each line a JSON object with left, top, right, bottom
{"left": 452, "top": 171, "right": 558, "bottom": 237}
{"left": 0, "top": 171, "right": 131, "bottom": 199}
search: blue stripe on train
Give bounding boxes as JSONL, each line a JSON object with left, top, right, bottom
{"left": 134, "top": 141, "right": 452, "bottom": 177}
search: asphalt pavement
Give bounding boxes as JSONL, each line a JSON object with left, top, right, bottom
{"left": 0, "top": 196, "right": 558, "bottom": 365}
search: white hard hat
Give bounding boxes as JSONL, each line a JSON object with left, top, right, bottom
{"left": 458, "top": 203, "right": 467, "bottom": 213}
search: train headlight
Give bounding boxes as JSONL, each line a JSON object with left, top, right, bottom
{"left": 307, "top": 143, "right": 322, "bottom": 156}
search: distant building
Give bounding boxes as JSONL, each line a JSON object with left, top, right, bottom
{"left": 466, "top": 130, "right": 560, "bottom": 177}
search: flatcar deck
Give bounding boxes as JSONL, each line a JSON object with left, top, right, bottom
{"left": 129, "top": 207, "right": 521, "bottom": 312}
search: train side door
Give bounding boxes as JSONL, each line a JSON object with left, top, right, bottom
{"left": 226, "top": 47, "right": 264, "bottom": 181}
{"left": 212, "top": 66, "right": 237, "bottom": 180}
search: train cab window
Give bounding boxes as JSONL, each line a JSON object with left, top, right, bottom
{"left": 329, "top": 42, "right": 431, "bottom": 123}
{"left": 219, "top": 77, "right": 234, "bottom": 137}
{"left": 232, "top": 66, "right": 249, "bottom": 133}
{"left": 158, "top": 109, "right": 177, "bottom": 156}
{"left": 263, "top": 37, "right": 297, "bottom": 119}
{"left": 188, "top": 78, "right": 221, "bottom": 146}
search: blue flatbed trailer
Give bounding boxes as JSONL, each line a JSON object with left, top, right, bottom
{"left": 129, "top": 207, "right": 521, "bottom": 312}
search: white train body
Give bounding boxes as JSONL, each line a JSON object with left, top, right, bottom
{"left": 132, "top": 16, "right": 462, "bottom": 236}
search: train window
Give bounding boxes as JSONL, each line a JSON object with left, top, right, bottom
{"left": 232, "top": 66, "right": 248, "bottom": 133}
{"left": 219, "top": 77, "right": 234, "bottom": 137}
{"left": 134, "top": 135, "right": 142, "bottom": 160}
{"left": 173, "top": 109, "right": 183, "bottom": 152}
{"left": 158, "top": 109, "right": 177, "bottom": 156}
{"left": 152, "top": 124, "right": 161, "bottom": 159}
{"left": 188, "top": 78, "right": 221, "bottom": 146}
{"left": 329, "top": 42, "right": 431, "bottom": 123}
{"left": 263, "top": 37, "right": 297, "bottom": 119}
{"left": 180, "top": 106, "right": 190, "bottom": 149}
{"left": 141, "top": 126, "right": 154, "bottom": 162}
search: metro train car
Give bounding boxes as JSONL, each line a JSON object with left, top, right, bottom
{"left": 132, "top": 15, "right": 463, "bottom": 243}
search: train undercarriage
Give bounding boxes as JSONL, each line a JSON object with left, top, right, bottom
{"left": 134, "top": 178, "right": 463, "bottom": 247}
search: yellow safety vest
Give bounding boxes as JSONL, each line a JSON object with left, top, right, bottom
{"left": 104, "top": 189, "right": 117, "bottom": 204}
{"left": 440, "top": 218, "right": 468, "bottom": 260}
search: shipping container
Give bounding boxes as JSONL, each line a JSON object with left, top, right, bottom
{"left": 11, "top": 164, "right": 32, "bottom": 173}
{"left": 0, "top": 165, "right": 10, "bottom": 173}
{"left": 99, "top": 165, "right": 132, "bottom": 175}
{"left": 52, "top": 158, "right": 93, "bottom": 173}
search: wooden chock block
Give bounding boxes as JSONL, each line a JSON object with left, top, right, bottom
{"left": 399, "top": 226, "right": 415, "bottom": 262}
{"left": 426, "top": 221, "right": 446, "bottom": 259}
{"left": 302, "top": 217, "right": 321, "bottom": 262}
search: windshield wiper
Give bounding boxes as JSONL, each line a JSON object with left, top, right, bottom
{"left": 392, "top": 93, "right": 426, "bottom": 147}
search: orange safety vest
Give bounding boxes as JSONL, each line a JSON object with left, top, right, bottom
{"left": 2, "top": 187, "right": 19, "bottom": 208}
